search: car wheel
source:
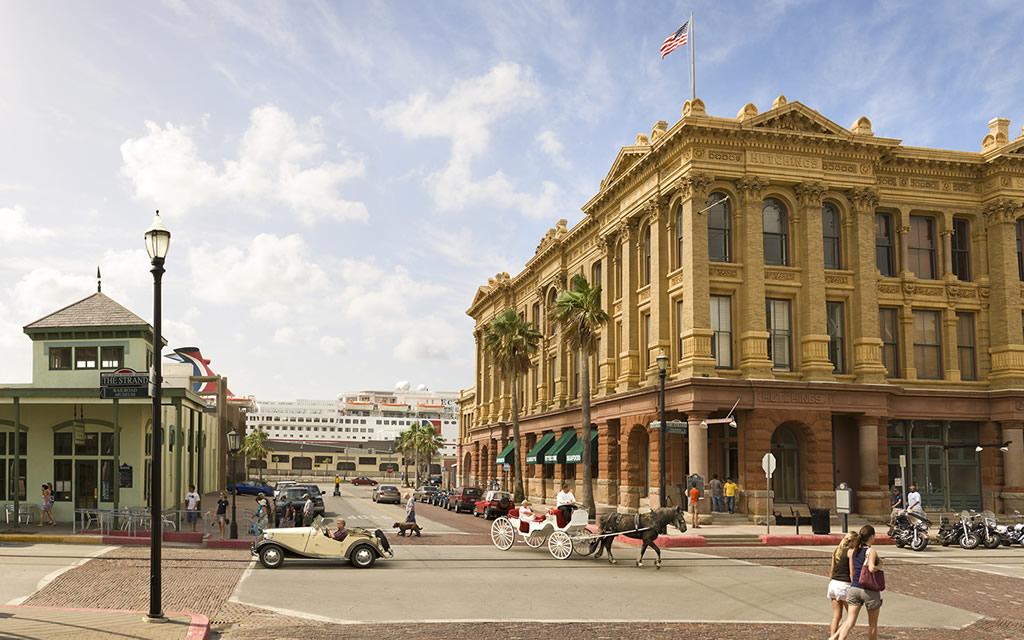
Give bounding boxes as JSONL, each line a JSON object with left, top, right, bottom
{"left": 258, "top": 545, "right": 284, "bottom": 569}
{"left": 350, "top": 545, "right": 377, "bottom": 569}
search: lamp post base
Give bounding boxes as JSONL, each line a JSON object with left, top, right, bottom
{"left": 143, "top": 613, "right": 167, "bottom": 623}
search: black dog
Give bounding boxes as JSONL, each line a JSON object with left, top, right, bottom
{"left": 393, "top": 521, "right": 422, "bottom": 537}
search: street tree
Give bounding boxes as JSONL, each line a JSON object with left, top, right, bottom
{"left": 415, "top": 421, "right": 446, "bottom": 483}
{"left": 482, "top": 308, "right": 541, "bottom": 503}
{"left": 395, "top": 430, "right": 414, "bottom": 486}
{"left": 241, "top": 429, "right": 272, "bottom": 482}
{"left": 553, "top": 273, "right": 608, "bottom": 516}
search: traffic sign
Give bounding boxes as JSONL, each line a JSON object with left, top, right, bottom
{"left": 762, "top": 453, "right": 777, "bottom": 478}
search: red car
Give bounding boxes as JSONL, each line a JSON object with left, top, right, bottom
{"left": 473, "top": 490, "right": 513, "bottom": 519}
{"left": 350, "top": 476, "right": 378, "bottom": 486}
{"left": 447, "top": 486, "right": 483, "bottom": 513}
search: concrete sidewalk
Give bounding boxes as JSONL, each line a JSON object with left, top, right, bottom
{"left": 0, "top": 604, "right": 208, "bottom": 639}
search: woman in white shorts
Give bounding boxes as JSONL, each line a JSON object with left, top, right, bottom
{"left": 835, "top": 525, "right": 883, "bottom": 640}
{"left": 827, "top": 531, "right": 856, "bottom": 637}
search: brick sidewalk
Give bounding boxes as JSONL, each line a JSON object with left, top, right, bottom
{"left": 0, "top": 605, "right": 206, "bottom": 640}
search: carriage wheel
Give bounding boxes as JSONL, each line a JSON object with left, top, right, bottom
{"left": 491, "top": 517, "right": 515, "bottom": 551}
{"left": 572, "top": 533, "right": 598, "bottom": 556}
{"left": 548, "top": 530, "right": 572, "bottom": 560}
{"left": 524, "top": 533, "right": 547, "bottom": 548}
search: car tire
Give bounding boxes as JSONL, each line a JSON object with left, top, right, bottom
{"left": 258, "top": 545, "right": 284, "bottom": 569}
{"left": 350, "top": 545, "right": 377, "bottom": 569}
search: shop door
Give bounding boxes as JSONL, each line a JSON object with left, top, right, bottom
{"left": 910, "top": 444, "right": 944, "bottom": 510}
{"left": 76, "top": 460, "right": 98, "bottom": 509}
{"left": 771, "top": 426, "right": 800, "bottom": 503}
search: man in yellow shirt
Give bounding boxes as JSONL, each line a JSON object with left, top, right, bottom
{"left": 723, "top": 477, "right": 738, "bottom": 514}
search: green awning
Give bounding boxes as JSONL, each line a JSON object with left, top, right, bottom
{"left": 565, "top": 429, "right": 598, "bottom": 464}
{"left": 543, "top": 430, "right": 577, "bottom": 464}
{"left": 525, "top": 432, "right": 557, "bottom": 464}
{"left": 495, "top": 441, "right": 516, "bottom": 465}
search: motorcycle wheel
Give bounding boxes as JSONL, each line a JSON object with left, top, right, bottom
{"left": 960, "top": 534, "right": 980, "bottom": 549}
{"left": 895, "top": 541, "right": 906, "bottom": 548}
{"left": 940, "top": 538, "right": 950, "bottom": 546}
{"left": 984, "top": 536, "right": 1001, "bottom": 549}
{"left": 910, "top": 535, "right": 928, "bottom": 552}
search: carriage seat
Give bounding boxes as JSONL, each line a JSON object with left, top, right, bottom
{"left": 548, "top": 508, "right": 568, "bottom": 529}
{"left": 508, "top": 508, "right": 519, "bottom": 519}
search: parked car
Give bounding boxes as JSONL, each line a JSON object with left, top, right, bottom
{"left": 228, "top": 480, "right": 274, "bottom": 496}
{"left": 251, "top": 515, "right": 393, "bottom": 569}
{"left": 372, "top": 485, "right": 401, "bottom": 504}
{"left": 273, "top": 480, "right": 297, "bottom": 497}
{"left": 273, "top": 486, "right": 326, "bottom": 526}
{"left": 429, "top": 474, "right": 443, "bottom": 486}
{"left": 413, "top": 485, "right": 439, "bottom": 502}
{"left": 350, "top": 477, "right": 378, "bottom": 486}
{"left": 473, "top": 490, "right": 513, "bottom": 519}
{"left": 431, "top": 490, "right": 449, "bottom": 506}
{"left": 447, "top": 486, "right": 483, "bottom": 513}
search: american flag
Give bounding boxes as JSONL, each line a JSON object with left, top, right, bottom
{"left": 660, "top": 21, "right": 688, "bottom": 59}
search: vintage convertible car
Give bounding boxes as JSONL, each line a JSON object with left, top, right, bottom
{"left": 250, "top": 515, "right": 393, "bottom": 569}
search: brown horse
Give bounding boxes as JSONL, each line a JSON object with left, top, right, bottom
{"left": 594, "top": 505, "right": 687, "bottom": 569}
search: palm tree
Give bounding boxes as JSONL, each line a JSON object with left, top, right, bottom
{"left": 416, "top": 422, "right": 446, "bottom": 483}
{"left": 395, "top": 430, "right": 414, "bottom": 487}
{"left": 554, "top": 273, "right": 609, "bottom": 516}
{"left": 241, "top": 429, "right": 272, "bottom": 482}
{"left": 482, "top": 308, "right": 542, "bottom": 503}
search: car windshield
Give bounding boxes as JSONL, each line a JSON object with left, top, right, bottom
{"left": 281, "top": 489, "right": 307, "bottom": 500}
{"left": 381, "top": 486, "right": 398, "bottom": 491}
{"left": 492, "top": 492, "right": 511, "bottom": 500}
{"left": 465, "top": 488, "right": 482, "bottom": 496}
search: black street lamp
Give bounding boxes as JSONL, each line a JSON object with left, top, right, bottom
{"left": 144, "top": 211, "right": 170, "bottom": 621}
{"left": 656, "top": 349, "right": 669, "bottom": 508}
{"left": 228, "top": 429, "right": 242, "bottom": 539}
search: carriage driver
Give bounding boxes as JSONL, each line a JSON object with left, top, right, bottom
{"left": 556, "top": 484, "right": 576, "bottom": 524}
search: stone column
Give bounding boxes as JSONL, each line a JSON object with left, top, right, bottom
{"left": 646, "top": 196, "right": 673, "bottom": 386}
{"left": 1002, "top": 421, "right": 1024, "bottom": 489}
{"left": 794, "top": 181, "right": 834, "bottom": 381}
{"left": 847, "top": 188, "right": 887, "bottom": 383}
{"left": 616, "top": 218, "right": 642, "bottom": 391}
{"left": 734, "top": 176, "right": 774, "bottom": 378}
{"left": 676, "top": 173, "right": 717, "bottom": 378}
{"left": 596, "top": 422, "right": 619, "bottom": 509}
{"left": 983, "top": 200, "right": 1024, "bottom": 388}
{"left": 857, "top": 415, "right": 880, "bottom": 487}
{"left": 687, "top": 413, "right": 708, "bottom": 482}
{"left": 942, "top": 307, "right": 961, "bottom": 382}
{"left": 598, "top": 234, "right": 619, "bottom": 394}
{"left": 648, "top": 424, "right": 662, "bottom": 508}
{"left": 940, "top": 227, "right": 955, "bottom": 278}
{"left": 900, "top": 305, "right": 917, "bottom": 380}
{"left": 618, "top": 424, "right": 639, "bottom": 511}
{"left": 895, "top": 206, "right": 911, "bottom": 277}
{"left": 473, "top": 441, "right": 481, "bottom": 487}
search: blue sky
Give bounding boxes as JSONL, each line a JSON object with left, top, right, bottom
{"left": 0, "top": 1, "right": 1021, "bottom": 400}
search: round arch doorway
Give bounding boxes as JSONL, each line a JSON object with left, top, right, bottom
{"left": 771, "top": 425, "right": 800, "bottom": 503}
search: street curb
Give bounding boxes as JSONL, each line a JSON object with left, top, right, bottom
{"left": 0, "top": 534, "right": 105, "bottom": 544}
{"left": 6, "top": 604, "right": 209, "bottom": 639}
{"left": 207, "top": 539, "right": 254, "bottom": 549}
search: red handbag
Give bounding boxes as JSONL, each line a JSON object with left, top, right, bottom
{"left": 858, "top": 556, "right": 886, "bottom": 591}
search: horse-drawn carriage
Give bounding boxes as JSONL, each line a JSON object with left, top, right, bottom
{"left": 489, "top": 505, "right": 597, "bottom": 559}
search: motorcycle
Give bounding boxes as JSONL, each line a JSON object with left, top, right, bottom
{"left": 936, "top": 515, "right": 964, "bottom": 547}
{"left": 958, "top": 510, "right": 982, "bottom": 549}
{"left": 994, "top": 510, "right": 1024, "bottom": 547}
{"left": 890, "top": 510, "right": 930, "bottom": 551}
{"left": 978, "top": 510, "right": 1003, "bottom": 549}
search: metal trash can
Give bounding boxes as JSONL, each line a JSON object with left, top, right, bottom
{"left": 811, "top": 508, "right": 830, "bottom": 535}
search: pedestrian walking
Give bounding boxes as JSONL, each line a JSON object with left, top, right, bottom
{"left": 827, "top": 532, "right": 856, "bottom": 637}
{"left": 39, "top": 484, "right": 57, "bottom": 526}
{"left": 302, "top": 493, "right": 315, "bottom": 526}
{"left": 887, "top": 486, "right": 903, "bottom": 535}
{"left": 492, "top": 477, "right": 500, "bottom": 491}
{"left": 906, "top": 485, "right": 923, "bottom": 515}
{"left": 404, "top": 493, "right": 417, "bottom": 524}
{"left": 254, "top": 493, "right": 269, "bottom": 535}
{"left": 709, "top": 474, "right": 723, "bottom": 513}
{"left": 723, "top": 477, "right": 738, "bottom": 514}
{"left": 184, "top": 484, "right": 201, "bottom": 532}
{"left": 688, "top": 484, "right": 701, "bottom": 528}
{"left": 834, "top": 525, "right": 883, "bottom": 640}
{"left": 216, "top": 492, "right": 229, "bottom": 540}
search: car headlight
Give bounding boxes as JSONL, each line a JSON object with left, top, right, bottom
{"left": 263, "top": 532, "right": 273, "bottom": 540}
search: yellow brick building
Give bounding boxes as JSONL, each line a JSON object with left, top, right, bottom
{"left": 460, "top": 96, "right": 1024, "bottom": 518}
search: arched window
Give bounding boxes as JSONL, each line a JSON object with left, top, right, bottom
{"left": 675, "top": 204, "right": 684, "bottom": 269}
{"left": 822, "top": 203, "right": 841, "bottom": 269}
{"left": 763, "top": 198, "right": 789, "bottom": 266}
{"left": 642, "top": 224, "right": 652, "bottom": 285}
{"left": 707, "top": 192, "right": 730, "bottom": 263}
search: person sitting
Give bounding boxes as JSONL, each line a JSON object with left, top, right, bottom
{"left": 519, "top": 500, "right": 535, "bottom": 521}
{"left": 556, "top": 483, "right": 576, "bottom": 525}
{"left": 331, "top": 518, "right": 349, "bottom": 542}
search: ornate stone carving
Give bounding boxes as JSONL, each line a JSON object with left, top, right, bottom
{"left": 848, "top": 186, "right": 880, "bottom": 212}
{"left": 946, "top": 284, "right": 977, "bottom": 299}
{"left": 677, "top": 172, "right": 713, "bottom": 200}
{"left": 638, "top": 288, "right": 651, "bottom": 301}
{"left": 597, "top": 231, "right": 619, "bottom": 258}
{"left": 916, "top": 286, "right": 944, "bottom": 297}
{"left": 982, "top": 199, "right": 1024, "bottom": 227}
{"left": 669, "top": 273, "right": 685, "bottom": 287}
{"left": 734, "top": 175, "right": 768, "bottom": 203}
{"left": 709, "top": 265, "right": 740, "bottom": 279}
{"left": 902, "top": 282, "right": 915, "bottom": 296}
{"left": 825, "top": 273, "right": 851, "bottom": 286}
{"left": 794, "top": 181, "right": 827, "bottom": 206}
{"left": 878, "top": 284, "right": 900, "bottom": 295}
{"left": 764, "top": 269, "right": 797, "bottom": 281}
{"left": 617, "top": 215, "right": 640, "bottom": 242}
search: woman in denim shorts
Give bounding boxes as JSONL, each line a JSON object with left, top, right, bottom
{"left": 834, "top": 525, "right": 883, "bottom": 640}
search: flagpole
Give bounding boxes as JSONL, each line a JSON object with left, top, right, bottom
{"left": 690, "top": 10, "right": 695, "bottom": 101}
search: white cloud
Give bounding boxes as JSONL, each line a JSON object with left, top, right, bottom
{"left": 393, "top": 315, "right": 461, "bottom": 362}
{"left": 536, "top": 129, "right": 568, "bottom": 168}
{"left": 273, "top": 327, "right": 296, "bottom": 345}
{"left": 187, "top": 233, "right": 328, "bottom": 303}
{"left": 0, "top": 206, "right": 55, "bottom": 243}
{"left": 251, "top": 301, "right": 290, "bottom": 323}
{"left": 120, "top": 105, "right": 368, "bottom": 224}
{"left": 11, "top": 268, "right": 96, "bottom": 325}
{"left": 319, "top": 335, "right": 347, "bottom": 356}
{"left": 375, "top": 62, "right": 562, "bottom": 219}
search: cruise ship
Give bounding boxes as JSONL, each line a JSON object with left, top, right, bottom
{"left": 243, "top": 383, "right": 459, "bottom": 456}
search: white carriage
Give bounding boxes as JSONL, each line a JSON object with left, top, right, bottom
{"left": 490, "top": 506, "right": 597, "bottom": 560}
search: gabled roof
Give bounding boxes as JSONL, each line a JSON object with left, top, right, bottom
{"left": 601, "top": 145, "right": 649, "bottom": 188}
{"left": 24, "top": 292, "right": 150, "bottom": 332}
{"left": 744, "top": 101, "right": 852, "bottom": 138}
